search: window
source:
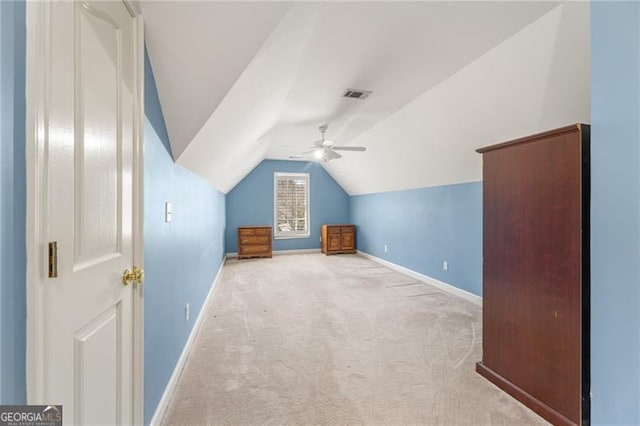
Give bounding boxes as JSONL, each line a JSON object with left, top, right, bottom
{"left": 274, "top": 172, "right": 310, "bottom": 239}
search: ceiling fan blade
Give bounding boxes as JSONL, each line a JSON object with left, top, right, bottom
{"left": 290, "top": 149, "right": 319, "bottom": 159}
{"left": 332, "top": 146, "right": 366, "bottom": 151}
{"left": 314, "top": 139, "right": 336, "bottom": 147}
{"left": 295, "top": 125, "right": 360, "bottom": 161}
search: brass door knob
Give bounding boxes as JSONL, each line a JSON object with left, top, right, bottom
{"left": 122, "top": 266, "right": 144, "bottom": 286}
{"left": 133, "top": 266, "right": 144, "bottom": 284}
{"left": 122, "top": 268, "right": 135, "bottom": 286}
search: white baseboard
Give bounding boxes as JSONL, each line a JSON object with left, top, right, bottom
{"left": 226, "top": 248, "right": 321, "bottom": 259}
{"left": 357, "top": 250, "right": 482, "bottom": 306}
{"left": 149, "top": 258, "right": 226, "bottom": 426}
{"left": 274, "top": 248, "right": 321, "bottom": 255}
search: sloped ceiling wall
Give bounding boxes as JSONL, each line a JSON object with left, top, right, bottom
{"left": 141, "top": 1, "right": 590, "bottom": 195}
{"left": 176, "top": 3, "right": 321, "bottom": 193}
{"left": 324, "top": 2, "right": 590, "bottom": 195}
{"left": 140, "top": 1, "right": 293, "bottom": 158}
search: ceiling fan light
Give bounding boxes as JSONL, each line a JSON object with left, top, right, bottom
{"left": 313, "top": 149, "right": 324, "bottom": 160}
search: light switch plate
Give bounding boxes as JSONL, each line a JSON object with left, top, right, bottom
{"left": 165, "top": 202, "right": 172, "bottom": 223}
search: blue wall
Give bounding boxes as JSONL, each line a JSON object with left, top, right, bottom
{"left": 0, "top": 3, "right": 637, "bottom": 424}
{"left": 143, "top": 50, "right": 226, "bottom": 424}
{"left": 226, "top": 160, "right": 349, "bottom": 253}
{"left": 591, "top": 2, "right": 640, "bottom": 423}
{"left": 0, "top": 0, "right": 26, "bottom": 405}
{"left": 350, "top": 182, "right": 482, "bottom": 296}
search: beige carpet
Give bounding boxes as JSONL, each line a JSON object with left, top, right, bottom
{"left": 162, "top": 253, "right": 547, "bottom": 425}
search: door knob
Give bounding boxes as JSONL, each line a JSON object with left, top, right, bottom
{"left": 122, "top": 268, "right": 134, "bottom": 285}
{"left": 122, "top": 266, "right": 144, "bottom": 286}
{"left": 133, "top": 266, "right": 144, "bottom": 284}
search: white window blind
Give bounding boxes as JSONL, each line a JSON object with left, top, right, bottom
{"left": 274, "top": 172, "right": 310, "bottom": 238}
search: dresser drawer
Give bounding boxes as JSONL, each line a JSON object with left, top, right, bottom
{"left": 327, "top": 227, "right": 341, "bottom": 235}
{"left": 239, "top": 235, "right": 270, "bottom": 245}
{"left": 238, "top": 227, "right": 271, "bottom": 236}
{"left": 239, "top": 244, "right": 271, "bottom": 255}
{"left": 341, "top": 226, "right": 354, "bottom": 234}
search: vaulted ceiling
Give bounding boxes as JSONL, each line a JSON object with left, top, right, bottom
{"left": 139, "top": 1, "right": 590, "bottom": 195}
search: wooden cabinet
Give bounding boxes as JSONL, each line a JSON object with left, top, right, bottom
{"left": 321, "top": 224, "right": 355, "bottom": 255}
{"left": 476, "top": 124, "right": 590, "bottom": 426}
{"left": 237, "top": 226, "right": 272, "bottom": 259}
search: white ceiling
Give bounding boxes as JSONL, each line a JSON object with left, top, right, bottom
{"left": 323, "top": 2, "right": 591, "bottom": 195}
{"left": 264, "top": 1, "right": 559, "bottom": 159}
{"left": 139, "top": 1, "right": 293, "bottom": 158}
{"left": 140, "top": 1, "right": 590, "bottom": 194}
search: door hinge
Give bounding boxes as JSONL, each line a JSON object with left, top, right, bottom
{"left": 48, "top": 241, "right": 58, "bottom": 278}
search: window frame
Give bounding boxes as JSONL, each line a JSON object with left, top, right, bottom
{"left": 273, "top": 172, "right": 311, "bottom": 239}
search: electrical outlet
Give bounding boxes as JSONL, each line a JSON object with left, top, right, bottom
{"left": 443, "top": 261, "right": 448, "bottom": 271}
{"left": 185, "top": 303, "right": 190, "bottom": 322}
{"left": 384, "top": 245, "right": 388, "bottom": 253}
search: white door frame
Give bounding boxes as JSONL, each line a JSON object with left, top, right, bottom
{"left": 25, "top": 1, "right": 145, "bottom": 423}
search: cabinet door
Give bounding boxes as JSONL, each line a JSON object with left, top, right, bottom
{"left": 478, "top": 126, "right": 585, "bottom": 425}
{"left": 341, "top": 228, "right": 354, "bottom": 250}
{"left": 328, "top": 233, "right": 341, "bottom": 251}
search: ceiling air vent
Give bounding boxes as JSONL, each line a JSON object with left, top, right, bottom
{"left": 343, "top": 89, "right": 372, "bottom": 100}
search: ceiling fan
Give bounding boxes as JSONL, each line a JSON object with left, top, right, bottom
{"left": 289, "top": 124, "right": 366, "bottom": 163}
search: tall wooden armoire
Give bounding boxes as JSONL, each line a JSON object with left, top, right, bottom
{"left": 476, "top": 124, "right": 590, "bottom": 426}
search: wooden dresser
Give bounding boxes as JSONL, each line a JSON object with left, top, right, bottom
{"left": 476, "top": 124, "right": 590, "bottom": 426}
{"left": 321, "top": 224, "right": 356, "bottom": 255}
{"left": 237, "top": 226, "right": 272, "bottom": 259}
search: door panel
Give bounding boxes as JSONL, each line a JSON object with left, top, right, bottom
{"left": 75, "top": 4, "right": 122, "bottom": 267}
{"left": 73, "top": 304, "right": 120, "bottom": 425}
{"left": 44, "top": 1, "right": 136, "bottom": 424}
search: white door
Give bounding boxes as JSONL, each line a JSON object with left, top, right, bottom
{"left": 42, "top": 1, "right": 138, "bottom": 424}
